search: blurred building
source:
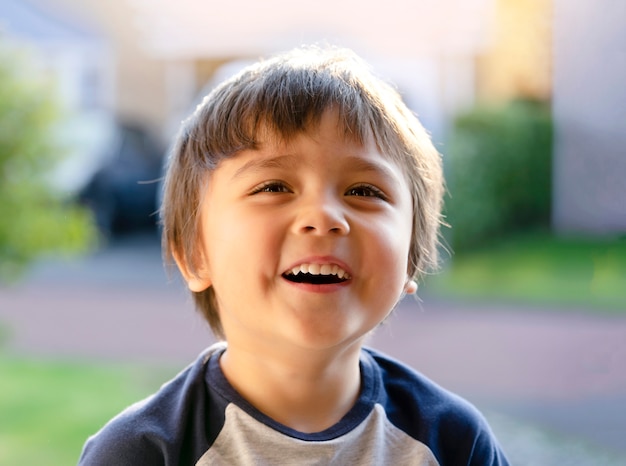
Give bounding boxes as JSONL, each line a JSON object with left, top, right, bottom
{"left": 24, "top": 0, "right": 502, "bottom": 143}
{"left": 5, "top": 0, "right": 624, "bottom": 235}
{"left": 551, "top": 0, "right": 626, "bottom": 234}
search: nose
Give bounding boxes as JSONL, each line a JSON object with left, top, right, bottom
{"left": 292, "top": 193, "right": 350, "bottom": 236}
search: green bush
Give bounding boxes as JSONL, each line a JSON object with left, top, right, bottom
{"left": 444, "top": 99, "right": 553, "bottom": 251}
{"left": 0, "top": 46, "right": 96, "bottom": 281}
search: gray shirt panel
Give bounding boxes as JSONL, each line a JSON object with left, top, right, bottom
{"left": 197, "top": 402, "right": 439, "bottom": 465}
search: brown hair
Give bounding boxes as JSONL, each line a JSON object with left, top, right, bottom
{"left": 161, "top": 45, "right": 444, "bottom": 339}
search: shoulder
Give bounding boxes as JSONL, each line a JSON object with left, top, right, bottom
{"left": 78, "top": 398, "right": 166, "bottom": 465}
{"left": 78, "top": 344, "right": 225, "bottom": 466}
{"left": 362, "top": 346, "right": 473, "bottom": 414}
{"left": 362, "top": 347, "right": 509, "bottom": 466}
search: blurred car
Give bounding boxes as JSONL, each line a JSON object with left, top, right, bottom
{"left": 78, "top": 121, "right": 164, "bottom": 237}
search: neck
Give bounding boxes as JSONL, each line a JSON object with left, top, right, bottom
{"left": 219, "top": 342, "right": 363, "bottom": 433}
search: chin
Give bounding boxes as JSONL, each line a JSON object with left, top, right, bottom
{"left": 282, "top": 321, "right": 373, "bottom": 354}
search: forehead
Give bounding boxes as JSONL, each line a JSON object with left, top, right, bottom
{"left": 248, "top": 110, "right": 378, "bottom": 158}
{"left": 253, "top": 108, "right": 410, "bottom": 167}
{"left": 222, "top": 111, "right": 409, "bottom": 185}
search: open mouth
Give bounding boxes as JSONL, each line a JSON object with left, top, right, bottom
{"left": 284, "top": 273, "right": 347, "bottom": 285}
{"left": 283, "top": 263, "right": 351, "bottom": 285}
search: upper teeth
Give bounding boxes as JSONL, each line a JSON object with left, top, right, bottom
{"left": 288, "top": 264, "right": 350, "bottom": 279}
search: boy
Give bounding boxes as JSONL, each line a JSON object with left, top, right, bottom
{"left": 79, "top": 46, "right": 509, "bottom": 465}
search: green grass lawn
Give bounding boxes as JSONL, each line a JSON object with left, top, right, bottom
{"left": 424, "top": 232, "right": 626, "bottom": 312}
{"left": 0, "top": 354, "right": 176, "bottom": 465}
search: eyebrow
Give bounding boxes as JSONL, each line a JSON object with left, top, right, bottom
{"left": 231, "top": 154, "right": 300, "bottom": 180}
{"left": 344, "top": 156, "right": 401, "bottom": 184}
{"left": 231, "top": 153, "right": 401, "bottom": 184}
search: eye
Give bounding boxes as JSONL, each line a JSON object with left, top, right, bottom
{"left": 249, "top": 180, "right": 291, "bottom": 194}
{"left": 346, "top": 184, "right": 388, "bottom": 200}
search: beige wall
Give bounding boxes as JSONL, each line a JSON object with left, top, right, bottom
{"left": 476, "top": 0, "right": 552, "bottom": 102}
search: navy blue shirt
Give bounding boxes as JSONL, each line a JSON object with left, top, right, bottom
{"left": 79, "top": 343, "right": 509, "bottom": 465}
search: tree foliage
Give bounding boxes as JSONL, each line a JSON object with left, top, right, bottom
{"left": 445, "top": 99, "right": 553, "bottom": 252}
{"left": 0, "top": 46, "right": 96, "bottom": 281}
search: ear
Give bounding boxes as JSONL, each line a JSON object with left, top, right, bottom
{"left": 172, "top": 249, "right": 212, "bottom": 292}
{"left": 404, "top": 279, "right": 418, "bottom": 295}
{"left": 184, "top": 273, "right": 212, "bottom": 293}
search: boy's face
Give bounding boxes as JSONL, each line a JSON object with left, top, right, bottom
{"left": 185, "top": 111, "right": 414, "bottom": 354}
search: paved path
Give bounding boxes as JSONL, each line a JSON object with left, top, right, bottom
{"left": 1, "top": 233, "right": 625, "bottom": 464}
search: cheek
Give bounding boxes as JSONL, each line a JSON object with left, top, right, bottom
{"left": 205, "top": 217, "right": 244, "bottom": 268}
{"left": 203, "top": 208, "right": 282, "bottom": 279}
{"left": 385, "top": 209, "right": 414, "bottom": 258}
{"left": 364, "top": 218, "right": 412, "bottom": 282}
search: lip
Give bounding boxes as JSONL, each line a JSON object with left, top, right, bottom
{"left": 281, "top": 255, "right": 353, "bottom": 293}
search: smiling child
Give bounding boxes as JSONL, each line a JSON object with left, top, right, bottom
{"left": 79, "top": 45, "right": 509, "bottom": 465}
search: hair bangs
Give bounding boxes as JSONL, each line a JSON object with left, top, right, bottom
{"left": 196, "top": 52, "right": 380, "bottom": 159}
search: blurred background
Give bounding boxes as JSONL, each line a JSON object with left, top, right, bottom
{"left": 1, "top": 0, "right": 625, "bottom": 464}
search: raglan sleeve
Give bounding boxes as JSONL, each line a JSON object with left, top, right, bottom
{"left": 78, "top": 347, "right": 221, "bottom": 466}
{"left": 77, "top": 408, "right": 166, "bottom": 466}
{"left": 466, "top": 423, "right": 510, "bottom": 466}
{"left": 430, "top": 393, "right": 510, "bottom": 466}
